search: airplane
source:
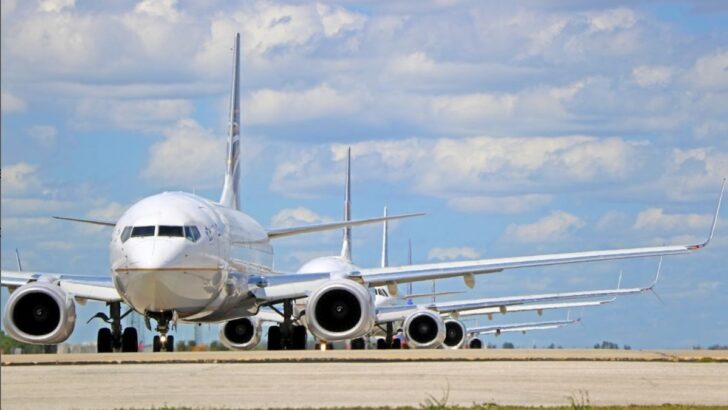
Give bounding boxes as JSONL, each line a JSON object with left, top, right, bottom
{"left": 1, "top": 33, "right": 724, "bottom": 354}
{"left": 464, "top": 316, "right": 580, "bottom": 349}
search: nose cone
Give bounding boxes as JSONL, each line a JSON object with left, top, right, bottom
{"left": 114, "top": 238, "right": 223, "bottom": 316}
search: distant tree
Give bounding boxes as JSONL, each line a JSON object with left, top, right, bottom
{"left": 594, "top": 343, "right": 600, "bottom": 349}
{"left": 487, "top": 343, "right": 497, "bottom": 349}
{"left": 502, "top": 342, "right": 515, "bottom": 349}
{"left": 209, "top": 341, "right": 229, "bottom": 351}
{"left": 708, "top": 345, "right": 728, "bottom": 350}
{"left": 0, "top": 330, "right": 45, "bottom": 354}
{"left": 623, "top": 345, "right": 631, "bottom": 350}
{"left": 548, "top": 343, "right": 556, "bottom": 349}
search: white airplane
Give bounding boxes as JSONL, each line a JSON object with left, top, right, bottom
{"left": 1, "top": 33, "right": 724, "bottom": 353}
{"left": 464, "top": 316, "right": 580, "bottom": 349}
{"left": 251, "top": 151, "right": 661, "bottom": 352}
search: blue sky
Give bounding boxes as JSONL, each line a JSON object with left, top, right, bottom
{"left": 1, "top": 0, "right": 727, "bottom": 348}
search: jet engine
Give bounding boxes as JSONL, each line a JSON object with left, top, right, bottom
{"left": 442, "top": 319, "right": 466, "bottom": 349}
{"left": 403, "top": 310, "right": 445, "bottom": 349}
{"left": 3, "top": 281, "right": 76, "bottom": 345}
{"left": 305, "top": 280, "right": 374, "bottom": 341}
{"left": 220, "top": 317, "right": 261, "bottom": 350}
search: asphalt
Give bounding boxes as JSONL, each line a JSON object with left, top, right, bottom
{"left": 2, "top": 357, "right": 728, "bottom": 409}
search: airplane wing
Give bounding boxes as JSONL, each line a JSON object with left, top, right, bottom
{"left": 266, "top": 212, "right": 425, "bottom": 239}
{"left": 468, "top": 318, "right": 579, "bottom": 336}
{"left": 0, "top": 270, "right": 121, "bottom": 302}
{"left": 374, "top": 264, "right": 659, "bottom": 324}
{"left": 356, "top": 182, "right": 722, "bottom": 288}
{"left": 454, "top": 298, "right": 614, "bottom": 319}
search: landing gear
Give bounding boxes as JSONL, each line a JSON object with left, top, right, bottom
{"left": 350, "top": 337, "right": 366, "bottom": 350}
{"left": 469, "top": 338, "right": 483, "bottom": 349}
{"left": 91, "top": 301, "right": 137, "bottom": 353}
{"left": 148, "top": 312, "right": 175, "bottom": 352}
{"left": 267, "top": 301, "right": 308, "bottom": 350}
{"left": 377, "top": 338, "right": 387, "bottom": 349}
{"left": 377, "top": 323, "right": 395, "bottom": 349}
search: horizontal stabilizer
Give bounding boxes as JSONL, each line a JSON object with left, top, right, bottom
{"left": 53, "top": 216, "right": 116, "bottom": 227}
{"left": 266, "top": 212, "right": 425, "bottom": 239}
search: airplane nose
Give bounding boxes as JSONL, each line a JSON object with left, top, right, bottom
{"left": 125, "top": 239, "right": 186, "bottom": 270}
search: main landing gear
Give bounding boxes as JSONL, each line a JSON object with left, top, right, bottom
{"left": 375, "top": 323, "right": 402, "bottom": 349}
{"left": 148, "top": 312, "right": 175, "bottom": 352}
{"left": 267, "top": 301, "right": 308, "bottom": 350}
{"left": 90, "top": 301, "right": 138, "bottom": 353}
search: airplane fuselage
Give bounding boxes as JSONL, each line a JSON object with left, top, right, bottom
{"left": 110, "top": 192, "right": 273, "bottom": 321}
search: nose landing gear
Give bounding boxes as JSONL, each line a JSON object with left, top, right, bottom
{"left": 147, "top": 312, "right": 175, "bottom": 352}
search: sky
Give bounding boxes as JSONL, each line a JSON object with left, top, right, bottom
{"left": 1, "top": 0, "right": 727, "bottom": 349}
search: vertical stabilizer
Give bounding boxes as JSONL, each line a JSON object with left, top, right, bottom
{"left": 220, "top": 33, "right": 242, "bottom": 210}
{"left": 340, "top": 147, "right": 352, "bottom": 261}
{"left": 380, "top": 207, "right": 388, "bottom": 268}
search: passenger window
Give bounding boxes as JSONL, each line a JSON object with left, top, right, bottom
{"left": 158, "top": 226, "right": 184, "bottom": 237}
{"left": 120, "top": 226, "right": 132, "bottom": 243}
{"left": 184, "top": 226, "right": 201, "bottom": 242}
{"left": 131, "top": 226, "right": 155, "bottom": 237}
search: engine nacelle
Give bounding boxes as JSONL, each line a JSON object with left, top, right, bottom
{"left": 442, "top": 319, "right": 467, "bottom": 349}
{"left": 3, "top": 281, "right": 76, "bottom": 345}
{"left": 403, "top": 310, "right": 445, "bottom": 349}
{"left": 219, "top": 317, "right": 261, "bottom": 350}
{"left": 305, "top": 280, "right": 374, "bottom": 341}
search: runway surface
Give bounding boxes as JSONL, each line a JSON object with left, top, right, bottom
{"left": 2, "top": 358, "right": 727, "bottom": 409}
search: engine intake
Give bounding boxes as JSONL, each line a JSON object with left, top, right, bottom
{"left": 220, "top": 317, "right": 261, "bottom": 350}
{"left": 305, "top": 280, "right": 374, "bottom": 341}
{"left": 442, "top": 319, "right": 466, "bottom": 349}
{"left": 403, "top": 310, "right": 445, "bottom": 349}
{"left": 3, "top": 281, "right": 76, "bottom": 345}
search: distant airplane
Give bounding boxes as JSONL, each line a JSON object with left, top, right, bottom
{"left": 1, "top": 33, "right": 724, "bottom": 353}
{"left": 464, "top": 316, "right": 580, "bottom": 349}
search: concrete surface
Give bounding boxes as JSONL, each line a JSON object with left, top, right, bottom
{"left": 2, "top": 358, "right": 728, "bottom": 409}
{"left": 3, "top": 348, "right": 728, "bottom": 366}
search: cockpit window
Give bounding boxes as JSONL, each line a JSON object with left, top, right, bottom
{"left": 158, "top": 225, "right": 184, "bottom": 237}
{"left": 131, "top": 226, "right": 155, "bottom": 238}
{"left": 184, "top": 226, "right": 201, "bottom": 242}
{"left": 120, "top": 226, "right": 132, "bottom": 243}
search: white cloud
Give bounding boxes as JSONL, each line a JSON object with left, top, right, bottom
{"left": 27, "top": 125, "right": 57, "bottom": 146}
{"left": 588, "top": 8, "right": 637, "bottom": 32}
{"left": 688, "top": 50, "right": 728, "bottom": 89}
{"left": 270, "top": 207, "right": 332, "bottom": 227}
{"left": 633, "top": 208, "right": 713, "bottom": 231}
{"left": 633, "top": 65, "right": 673, "bottom": 87}
{"left": 427, "top": 246, "right": 481, "bottom": 261}
{"left": 141, "top": 119, "right": 225, "bottom": 187}
{"left": 133, "top": 0, "right": 180, "bottom": 21}
{"left": 447, "top": 194, "right": 552, "bottom": 214}
{"left": 74, "top": 98, "right": 193, "bottom": 131}
{"left": 244, "top": 84, "right": 364, "bottom": 124}
{"left": 2, "top": 162, "right": 41, "bottom": 194}
{"left": 38, "top": 0, "right": 75, "bottom": 13}
{"left": 316, "top": 3, "right": 366, "bottom": 37}
{"left": 1, "top": 90, "right": 26, "bottom": 113}
{"left": 504, "top": 211, "right": 585, "bottom": 243}
{"left": 87, "top": 202, "right": 126, "bottom": 222}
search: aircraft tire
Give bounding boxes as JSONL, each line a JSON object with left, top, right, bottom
{"left": 153, "top": 335, "right": 161, "bottom": 352}
{"left": 122, "top": 327, "right": 138, "bottom": 352}
{"left": 292, "top": 325, "right": 307, "bottom": 350}
{"left": 350, "top": 337, "right": 366, "bottom": 350}
{"left": 391, "top": 338, "right": 401, "bottom": 349}
{"left": 267, "top": 326, "right": 282, "bottom": 350}
{"left": 376, "top": 338, "right": 387, "bottom": 349}
{"left": 469, "top": 338, "right": 482, "bottom": 349}
{"left": 166, "top": 335, "right": 175, "bottom": 352}
{"left": 97, "top": 328, "right": 113, "bottom": 353}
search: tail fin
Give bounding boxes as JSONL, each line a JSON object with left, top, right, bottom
{"left": 220, "top": 33, "right": 242, "bottom": 210}
{"left": 340, "top": 147, "right": 352, "bottom": 261}
{"left": 380, "top": 206, "right": 388, "bottom": 268}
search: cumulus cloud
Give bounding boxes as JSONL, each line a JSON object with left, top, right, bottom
{"left": 504, "top": 211, "right": 585, "bottom": 243}
{"left": 447, "top": 194, "right": 553, "bottom": 214}
{"left": 427, "top": 246, "right": 481, "bottom": 261}
{"left": 270, "top": 207, "right": 332, "bottom": 227}
{"left": 633, "top": 65, "right": 673, "bottom": 87}
{"left": 1, "top": 90, "right": 26, "bottom": 113}
{"left": 244, "top": 84, "right": 365, "bottom": 124}
{"left": 74, "top": 98, "right": 193, "bottom": 132}
{"left": 141, "top": 119, "right": 225, "bottom": 187}
{"left": 2, "top": 162, "right": 42, "bottom": 194}
{"left": 688, "top": 50, "right": 728, "bottom": 90}
{"left": 633, "top": 208, "right": 714, "bottom": 231}
{"left": 37, "top": 0, "right": 75, "bottom": 13}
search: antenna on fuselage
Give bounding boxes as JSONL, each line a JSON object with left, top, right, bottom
{"left": 340, "top": 147, "right": 352, "bottom": 261}
{"left": 220, "top": 32, "right": 242, "bottom": 210}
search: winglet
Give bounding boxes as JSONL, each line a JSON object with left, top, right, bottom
{"left": 15, "top": 249, "right": 23, "bottom": 271}
{"left": 617, "top": 270, "right": 623, "bottom": 289}
{"left": 690, "top": 178, "right": 725, "bottom": 250}
{"left": 647, "top": 256, "right": 662, "bottom": 290}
